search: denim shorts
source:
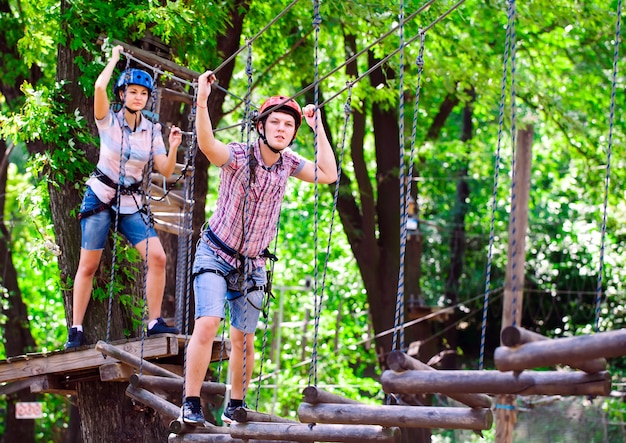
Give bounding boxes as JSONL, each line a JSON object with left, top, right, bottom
{"left": 192, "top": 239, "right": 266, "bottom": 333}
{"left": 80, "top": 186, "right": 156, "bottom": 250}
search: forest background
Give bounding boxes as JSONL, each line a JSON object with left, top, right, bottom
{"left": 1, "top": 0, "right": 626, "bottom": 442}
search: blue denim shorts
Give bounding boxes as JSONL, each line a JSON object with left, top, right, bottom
{"left": 80, "top": 186, "right": 156, "bottom": 250}
{"left": 192, "top": 239, "right": 266, "bottom": 333}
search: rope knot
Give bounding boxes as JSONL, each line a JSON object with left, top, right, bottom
{"left": 312, "top": 13, "right": 322, "bottom": 27}
{"left": 415, "top": 56, "right": 424, "bottom": 69}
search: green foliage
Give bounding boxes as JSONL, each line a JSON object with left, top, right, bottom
{"left": 0, "top": 81, "right": 93, "bottom": 189}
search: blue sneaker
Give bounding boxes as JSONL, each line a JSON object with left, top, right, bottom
{"left": 147, "top": 318, "right": 179, "bottom": 336}
{"left": 180, "top": 400, "right": 204, "bottom": 426}
{"left": 221, "top": 404, "right": 237, "bottom": 425}
{"left": 64, "top": 327, "right": 86, "bottom": 349}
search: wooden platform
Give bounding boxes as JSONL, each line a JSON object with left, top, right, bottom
{"left": 0, "top": 334, "right": 229, "bottom": 396}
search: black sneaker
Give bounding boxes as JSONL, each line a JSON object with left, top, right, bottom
{"left": 180, "top": 400, "right": 204, "bottom": 426}
{"left": 147, "top": 317, "right": 179, "bottom": 336}
{"left": 64, "top": 327, "right": 86, "bottom": 349}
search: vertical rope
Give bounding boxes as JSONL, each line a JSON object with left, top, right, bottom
{"left": 138, "top": 70, "right": 159, "bottom": 375}
{"left": 479, "top": 0, "right": 514, "bottom": 370}
{"left": 595, "top": 0, "right": 621, "bottom": 333}
{"left": 392, "top": 0, "right": 407, "bottom": 353}
{"left": 105, "top": 63, "right": 132, "bottom": 347}
{"left": 181, "top": 83, "right": 200, "bottom": 404}
{"left": 508, "top": 1, "right": 519, "bottom": 329}
{"left": 308, "top": 0, "right": 322, "bottom": 388}
{"left": 241, "top": 39, "right": 254, "bottom": 404}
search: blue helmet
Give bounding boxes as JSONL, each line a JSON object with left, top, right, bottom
{"left": 113, "top": 69, "right": 154, "bottom": 99}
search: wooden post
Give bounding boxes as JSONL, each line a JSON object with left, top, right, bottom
{"left": 499, "top": 326, "right": 607, "bottom": 373}
{"left": 386, "top": 351, "right": 492, "bottom": 408}
{"left": 297, "top": 403, "right": 493, "bottom": 430}
{"left": 497, "top": 126, "right": 533, "bottom": 443}
{"left": 229, "top": 422, "right": 400, "bottom": 443}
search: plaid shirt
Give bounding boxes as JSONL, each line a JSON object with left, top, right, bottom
{"left": 86, "top": 109, "right": 166, "bottom": 214}
{"left": 207, "top": 140, "right": 304, "bottom": 268}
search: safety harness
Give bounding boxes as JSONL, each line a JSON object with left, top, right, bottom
{"left": 78, "top": 168, "right": 146, "bottom": 220}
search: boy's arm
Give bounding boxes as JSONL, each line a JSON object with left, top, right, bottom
{"left": 295, "top": 104, "right": 338, "bottom": 184}
{"left": 196, "top": 71, "right": 230, "bottom": 167}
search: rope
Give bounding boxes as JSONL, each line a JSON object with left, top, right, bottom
{"left": 180, "top": 84, "right": 200, "bottom": 405}
{"left": 508, "top": 1, "right": 519, "bottom": 329}
{"left": 392, "top": 0, "right": 407, "bottom": 354}
{"left": 241, "top": 39, "right": 255, "bottom": 405}
{"left": 105, "top": 62, "right": 132, "bottom": 347}
{"left": 211, "top": 0, "right": 303, "bottom": 77}
{"left": 479, "top": 0, "right": 515, "bottom": 371}
{"left": 138, "top": 69, "right": 160, "bottom": 375}
{"left": 595, "top": 0, "right": 621, "bottom": 333}
{"left": 212, "top": 0, "right": 462, "bottom": 132}
{"left": 307, "top": 0, "right": 322, "bottom": 389}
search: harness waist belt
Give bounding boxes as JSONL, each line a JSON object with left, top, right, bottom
{"left": 94, "top": 168, "right": 143, "bottom": 194}
{"left": 205, "top": 227, "right": 278, "bottom": 262}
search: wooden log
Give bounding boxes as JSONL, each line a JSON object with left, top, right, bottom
{"left": 169, "top": 433, "right": 298, "bottom": 443}
{"left": 301, "top": 386, "right": 362, "bottom": 405}
{"left": 168, "top": 419, "right": 227, "bottom": 434}
{"left": 381, "top": 369, "right": 611, "bottom": 396}
{"left": 95, "top": 340, "right": 182, "bottom": 379}
{"left": 131, "top": 374, "right": 226, "bottom": 396}
{"left": 498, "top": 326, "right": 607, "bottom": 373}
{"left": 297, "top": 403, "right": 492, "bottom": 430}
{"left": 232, "top": 407, "right": 299, "bottom": 424}
{"left": 126, "top": 385, "right": 181, "bottom": 420}
{"left": 494, "top": 328, "right": 626, "bottom": 372}
{"left": 229, "top": 422, "right": 400, "bottom": 443}
{"left": 385, "top": 351, "right": 492, "bottom": 408}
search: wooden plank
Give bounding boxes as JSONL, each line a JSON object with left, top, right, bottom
{"left": 229, "top": 422, "right": 400, "bottom": 443}
{"left": 99, "top": 362, "right": 137, "bottom": 382}
{"left": 29, "top": 374, "right": 76, "bottom": 395}
{"left": 381, "top": 369, "right": 611, "bottom": 396}
{"left": 297, "top": 403, "right": 493, "bottom": 430}
{"left": 0, "top": 336, "right": 177, "bottom": 384}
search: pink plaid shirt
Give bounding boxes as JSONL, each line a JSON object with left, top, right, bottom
{"left": 207, "top": 140, "right": 304, "bottom": 268}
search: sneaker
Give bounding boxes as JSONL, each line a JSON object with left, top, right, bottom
{"left": 64, "top": 327, "right": 86, "bottom": 349}
{"left": 180, "top": 400, "right": 204, "bottom": 426}
{"left": 147, "top": 317, "right": 179, "bottom": 336}
{"left": 221, "top": 404, "right": 237, "bottom": 425}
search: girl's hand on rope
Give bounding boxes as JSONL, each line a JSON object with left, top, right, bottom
{"left": 169, "top": 125, "right": 182, "bottom": 150}
{"left": 197, "top": 70, "right": 217, "bottom": 107}
{"left": 302, "top": 104, "right": 321, "bottom": 128}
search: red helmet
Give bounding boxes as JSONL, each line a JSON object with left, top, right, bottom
{"left": 259, "top": 96, "right": 303, "bottom": 130}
